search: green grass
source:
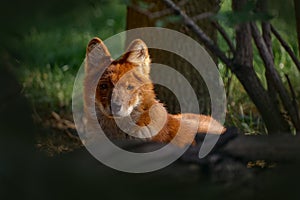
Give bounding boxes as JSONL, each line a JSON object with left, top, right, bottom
{"left": 12, "top": 0, "right": 126, "bottom": 117}
{"left": 20, "top": 64, "right": 74, "bottom": 114}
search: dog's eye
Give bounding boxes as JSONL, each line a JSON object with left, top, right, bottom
{"left": 127, "top": 84, "right": 134, "bottom": 90}
{"left": 99, "top": 83, "right": 108, "bottom": 90}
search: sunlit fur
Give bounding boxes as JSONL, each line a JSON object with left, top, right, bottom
{"left": 84, "top": 37, "right": 226, "bottom": 147}
{"left": 95, "top": 62, "right": 153, "bottom": 118}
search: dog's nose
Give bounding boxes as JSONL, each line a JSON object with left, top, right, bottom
{"left": 111, "top": 102, "right": 122, "bottom": 114}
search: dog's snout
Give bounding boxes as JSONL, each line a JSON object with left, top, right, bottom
{"left": 111, "top": 102, "right": 122, "bottom": 113}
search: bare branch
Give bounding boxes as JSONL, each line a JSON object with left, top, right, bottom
{"left": 259, "top": 3, "right": 278, "bottom": 107}
{"left": 285, "top": 74, "right": 300, "bottom": 127}
{"left": 251, "top": 22, "right": 300, "bottom": 131}
{"left": 294, "top": 0, "right": 300, "bottom": 56}
{"left": 192, "top": 12, "right": 214, "bottom": 21}
{"left": 262, "top": 22, "right": 273, "bottom": 58}
{"left": 271, "top": 24, "right": 300, "bottom": 72}
{"left": 162, "top": 0, "right": 232, "bottom": 66}
{"left": 212, "top": 21, "right": 235, "bottom": 54}
{"left": 150, "top": 9, "right": 173, "bottom": 19}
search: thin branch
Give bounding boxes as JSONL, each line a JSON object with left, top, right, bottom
{"left": 212, "top": 21, "right": 235, "bottom": 54}
{"left": 192, "top": 11, "right": 236, "bottom": 55}
{"left": 251, "top": 22, "right": 300, "bottom": 131}
{"left": 270, "top": 24, "right": 300, "bottom": 72}
{"left": 261, "top": 17, "right": 277, "bottom": 106}
{"left": 192, "top": 12, "right": 214, "bottom": 21}
{"left": 285, "top": 74, "right": 300, "bottom": 127}
{"left": 294, "top": 0, "right": 300, "bottom": 56}
{"left": 262, "top": 22, "right": 273, "bottom": 58}
{"left": 162, "top": 0, "right": 232, "bottom": 67}
{"left": 150, "top": 9, "right": 173, "bottom": 19}
{"left": 225, "top": 69, "right": 233, "bottom": 102}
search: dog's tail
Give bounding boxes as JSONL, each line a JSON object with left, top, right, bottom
{"left": 174, "top": 113, "right": 226, "bottom": 134}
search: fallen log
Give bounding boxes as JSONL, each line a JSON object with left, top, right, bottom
{"left": 223, "top": 134, "right": 300, "bottom": 163}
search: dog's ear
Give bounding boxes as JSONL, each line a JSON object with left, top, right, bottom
{"left": 125, "top": 39, "right": 150, "bottom": 75}
{"left": 85, "top": 37, "right": 111, "bottom": 72}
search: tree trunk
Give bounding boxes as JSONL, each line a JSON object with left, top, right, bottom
{"left": 257, "top": 0, "right": 278, "bottom": 105}
{"left": 251, "top": 22, "right": 300, "bottom": 131}
{"left": 126, "top": 0, "right": 220, "bottom": 115}
{"left": 232, "top": 0, "right": 290, "bottom": 133}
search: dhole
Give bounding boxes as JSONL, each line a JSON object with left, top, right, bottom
{"left": 84, "top": 37, "right": 226, "bottom": 147}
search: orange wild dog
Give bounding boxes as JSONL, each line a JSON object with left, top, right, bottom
{"left": 84, "top": 37, "right": 226, "bottom": 147}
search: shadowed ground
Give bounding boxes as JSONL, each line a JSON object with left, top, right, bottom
{"left": 1, "top": 61, "right": 300, "bottom": 200}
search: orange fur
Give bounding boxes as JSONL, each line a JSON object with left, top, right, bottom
{"left": 84, "top": 37, "right": 226, "bottom": 147}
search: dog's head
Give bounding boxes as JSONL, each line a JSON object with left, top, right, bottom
{"left": 85, "top": 38, "right": 154, "bottom": 118}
